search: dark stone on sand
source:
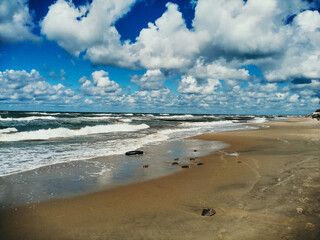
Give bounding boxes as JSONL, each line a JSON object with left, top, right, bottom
{"left": 171, "top": 162, "right": 179, "bottom": 165}
{"left": 142, "top": 165, "right": 149, "bottom": 168}
{"left": 181, "top": 165, "right": 189, "bottom": 168}
{"left": 201, "top": 208, "right": 216, "bottom": 216}
{"left": 125, "top": 150, "right": 144, "bottom": 156}
{"left": 312, "top": 109, "right": 320, "bottom": 120}
{"left": 190, "top": 157, "right": 196, "bottom": 161}
{"left": 194, "top": 150, "right": 197, "bottom": 152}
{"left": 197, "top": 163, "right": 204, "bottom": 165}
{"left": 237, "top": 161, "right": 242, "bottom": 163}
{"left": 174, "top": 158, "right": 179, "bottom": 161}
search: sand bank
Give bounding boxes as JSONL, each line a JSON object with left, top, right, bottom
{"left": 0, "top": 117, "right": 319, "bottom": 240}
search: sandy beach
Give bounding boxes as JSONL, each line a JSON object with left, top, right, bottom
{"left": 0, "top": 117, "right": 319, "bottom": 240}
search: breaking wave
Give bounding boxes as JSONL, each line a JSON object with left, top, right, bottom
{"left": 0, "top": 123, "right": 150, "bottom": 142}
{"left": 0, "top": 116, "right": 57, "bottom": 121}
{"left": 0, "top": 127, "right": 18, "bottom": 134}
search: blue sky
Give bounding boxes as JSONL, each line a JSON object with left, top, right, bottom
{"left": 0, "top": 0, "right": 319, "bottom": 114}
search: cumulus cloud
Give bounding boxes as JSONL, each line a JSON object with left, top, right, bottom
{"left": 264, "top": 10, "right": 320, "bottom": 82}
{"left": 86, "top": 2, "right": 201, "bottom": 69}
{"left": 40, "top": 0, "right": 319, "bottom": 74}
{"left": 193, "top": 0, "right": 287, "bottom": 59}
{"left": 49, "top": 69, "right": 67, "bottom": 81}
{"left": 41, "top": 0, "right": 135, "bottom": 56}
{"left": 178, "top": 76, "right": 221, "bottom": 95}
{"left": 0, "top": 0, "right": 39, "bottom": 43}
{"left": 24, "top": 0, "right": 319, "bottom": 113}
{"left": 80, "top": 70, "right": 121, "bottom": 96}
{"left": 131, "top": 69, "right": 167, "bottom": 90}
{"left": 0, "top": 69, "right": 76, "bottom": 104}
{"left": 127, "top": 3, "right": 201, "bottom": 69}
{"left": 186, "top": 59, "right": 250, "bottom": 81}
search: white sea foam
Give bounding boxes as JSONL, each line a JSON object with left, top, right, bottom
{"left": 0, "top": 116, "right": 57, "bottom": 121}
{"left": 0, "top": 127, "right": 18, "bottom": 134}
{"left": 119, "top": 118, "right": 132, "bottom": 123}
{"left": 77, "top": 116, "right": 121, "bottom": 121}
{"left": 228, "top": 152, "right": 239, "bottom": 156}
{"left": 248, "top": 117, "right": 267, "bottom": 123}
{"left": 179, "top": 120, "right": 234, "bottom": 128}
{"left": 0, "top": 123, "right": 150, "bottom": 142}
{"left": 25, "top": 112, "right": 61, "bottom": 116}
{"left": 155, "top": 114, "right": 194, "bottom": 119}
{"left": 91, "top": 113, "right": 113, "bottom": 116}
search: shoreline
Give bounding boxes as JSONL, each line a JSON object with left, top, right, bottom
{"left": 0, "top": 138, "right": 227, "bottom": 210}
{"left": 1, "top": 117, "right": 319, "bottom": 239}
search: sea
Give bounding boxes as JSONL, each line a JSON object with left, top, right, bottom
{"left": 0, "top": 111, "right": 285, "bottom": 177}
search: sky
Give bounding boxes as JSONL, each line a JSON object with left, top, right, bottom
{"left": 0, "top": 0, "right": 319, "bottom": 114}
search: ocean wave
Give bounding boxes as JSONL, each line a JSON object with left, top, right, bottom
{"left": 155, "top": 114, "right": 194, "bottom": 120}
{"left": 0, "top": 127, "right": 18, "bottom": 134}
{"left": 25, "top": 112, "right": 61, "bottom": 116}
{"left": 76, "top": 116, "right": 121, "bottom": 121}
{"left": 91, "top": 113, "right": 113, "bottom": 116}
{"left": 119, "top": 118, "right": 132, "bottom": 123}
{"left": 0, "top": 123, "right": 150, "bottom": 142}
{"left": 0, "top": 116, "right": 57, "bottom": 121}
{"left": 247, "top": 117, "right": 267, "bottom": 123}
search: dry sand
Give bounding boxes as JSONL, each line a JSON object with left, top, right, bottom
{"left": 0, "top": 117, "right": 319, "bottom": 240}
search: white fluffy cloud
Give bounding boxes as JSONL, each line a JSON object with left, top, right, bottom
{"left": 41, "top": 0, "right": 135, "bottom": 56}
{"left": 80, "top": 70, "right": 121, "bottom": 96}
{"left": 186, "top": 59, "right": 250, "bottom": 81}
{"left": 39, "top": 0, "right": 319, "bottom": 84}
{"left": 6, "top": 0, "right": 317, "bottom": 113}
{"left": 131, "top": 69, "right": 167, "bottom": 90}
{"left": 0, "top": 69, "right": 77, "bottom": 104}
{"left": 193, "top": 0, "right": 287, "bottom": 58}
{"left": 128, "top": 3, "right": 201, "bottom": 69}
{"left": 264, "top": 10, "right": 320, "bottom": 82}
{"left": 86, "top": 2, "right": 201, "bottom": 69}
{"left": 178, "top": 76, "right": 221, "bottom": 95}
{"left": 0, "top": 0, "right": 39, "bottom": 43}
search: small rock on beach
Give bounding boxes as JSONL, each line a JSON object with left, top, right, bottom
{"left": 201, "top": 208, "right": 216, "bottom": 216}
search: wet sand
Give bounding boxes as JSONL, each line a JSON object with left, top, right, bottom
{"left": 0, "top": 117, "right": 319, "bottom": 240}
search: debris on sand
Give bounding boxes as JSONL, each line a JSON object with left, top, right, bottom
{"left": 201, "top": 208, "right": 216, "bottom": 216}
